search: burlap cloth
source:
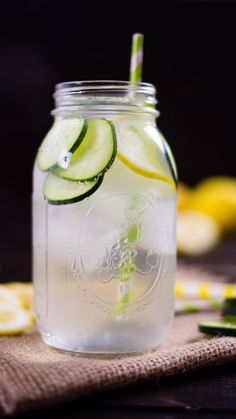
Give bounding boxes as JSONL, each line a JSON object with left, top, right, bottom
{"left": 1, "top": 266, "right": 236, "bottom": 416}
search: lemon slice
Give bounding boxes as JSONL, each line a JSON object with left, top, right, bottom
{"left": 0, "top": 302, "right": 32, "bottom": 335}
{"left": 178, "top": 182, "right": 192, "bottom": 210}
{"left": 6, "top": 282, "right": 33, "bottom": 310}
{"left": 189, "top": 177, "right": 236, "bottom": 232}
{"left": 114, "top": 117, "right": 176, "bottom": 188}
{"left": 0, "top": 285, "right": 22, "bottom": 307}
{"left": 111, "top": 115, "right": 129, "bottom": 122}
{"left": 177, "top": 210, "right": 221, "bottom": 256}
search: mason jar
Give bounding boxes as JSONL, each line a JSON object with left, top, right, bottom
{"left": 33, "top": 81, "right": 177, "bottom": 354}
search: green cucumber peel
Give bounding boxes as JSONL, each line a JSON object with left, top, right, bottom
{"left": 54, "top": 119, "right": 117, "bottom": 181}
{"left": 44, "top": 173, "right": 103, "bottom": 205}
{"left": 199, "top": 319, "right": 236, "bottom": 336}
{"left": 37, "top": 119, "right": 88, "bottom": 172}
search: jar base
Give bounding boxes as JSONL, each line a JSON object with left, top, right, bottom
{"left": 40, "top": 319, "right": 172, "bottom": 356}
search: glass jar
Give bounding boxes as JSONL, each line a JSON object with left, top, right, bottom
{"left": 33, "top": 81, "right": 177, "bottom": 354}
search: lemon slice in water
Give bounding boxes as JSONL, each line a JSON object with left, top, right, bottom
{"left": 114, "top": 117, "right": 176, "bottom": 188}
{"left": 0, "top": 302, "right": 32, "bottom": 335}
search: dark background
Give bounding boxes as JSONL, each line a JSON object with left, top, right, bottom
{"left": 0, "top": 0, "right": 236, "bottom": 281}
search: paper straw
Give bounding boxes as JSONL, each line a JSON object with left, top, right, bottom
{"left": 129, "top": 33, "right": 144, "bottom": 83}
{"left": 175, "top": 280, "right": 236, "bottom": 300}
{"left": 175, "top": 299, "right": 222, "bottom": 314}
{"left": 116, "top": 34, "right": 144, "bottom": 315}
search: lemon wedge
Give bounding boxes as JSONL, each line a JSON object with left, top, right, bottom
{"left": 177, "top": 210, "right": 221, "bottom": 256}
{"left": 111, "top": 115, "right": 129, "bottom": 122}
{"left": 6, "top": 282, "right": 33, "bottom": 310}
{"left": 189, "top": 177, "right": 236, "bottom": 232}
{"left": 0, "top": 285, "right": 22, "bottom": 307}
{"left": 0, "top": 302, "right": 32, "bottom": 335}
{"left": 178, "top": 182, "right": 192, "bottom": 210}
{"left": 114, "top": 117, "right": 176, "bottom": 188}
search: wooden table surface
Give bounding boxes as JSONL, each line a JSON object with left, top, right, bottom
{"left": 1, "top": 235, "right": 236, "bottom": 418}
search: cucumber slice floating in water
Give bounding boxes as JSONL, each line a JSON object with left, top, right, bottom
{"left": 37, "top": 119, "right": 88, "bottom": 171}
{"left": 54, "top": 119, "right": 117, "bottom": 181}
{"left": 44, "top": 173, "right": 103, "bottom": 205}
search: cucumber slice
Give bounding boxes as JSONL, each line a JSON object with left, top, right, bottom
{"left": 54, "top": 119, "right": 117, "bottom": 181}
{"left": 222, "top": 298, "right": 236, "bottom": 317}
{"left": 44, "top": 173, "right": 103, "bottom": 205}
{"left": 199, "top": 320, "right": 236, "bottom": 336}
{"left": 37, "top": 119, "right": 88, "bottom": 171}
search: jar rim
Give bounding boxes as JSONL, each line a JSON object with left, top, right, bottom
{"left": 53, "top": 80, "right": 158, "bottom": 118}
{"left": 55, "top": 80, "right": 156, "bottom": 96}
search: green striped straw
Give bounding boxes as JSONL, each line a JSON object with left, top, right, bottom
{"left": 115, "top": 34, "right": 144, "bottom": 316}
{"left": 129, "top": 33, "right": 144, "bottom": 83}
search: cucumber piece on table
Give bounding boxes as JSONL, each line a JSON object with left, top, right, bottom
{"left": 44, "top": 173, "right": 103, "bottom": 205}
{"left": 199, "top": 320, "right": 236, "bottom": 336}
{"left": 37, "top": 119, "right": 88, "bottom": 171}
{"left": 54, "top": 119, "right": 117, "bottom": 181}
{"left": 222, "top": 298, "right": 236, "bottom": 317}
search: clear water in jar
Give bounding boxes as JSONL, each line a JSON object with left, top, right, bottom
{"left": 33, "top": 126, "right": 176, "bottom": 354}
